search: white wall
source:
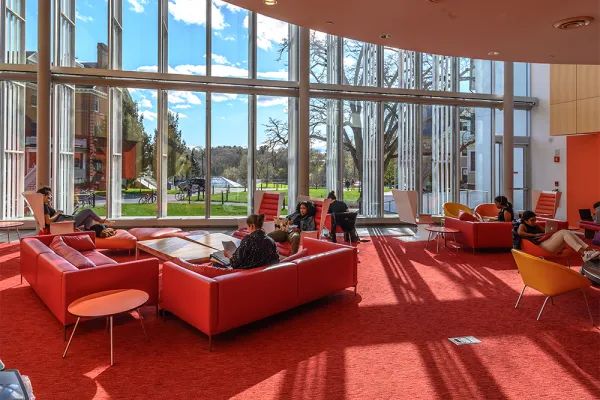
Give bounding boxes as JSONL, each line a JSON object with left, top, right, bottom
{"left": 530, "top": 63, "right": 567, "bottom": 220}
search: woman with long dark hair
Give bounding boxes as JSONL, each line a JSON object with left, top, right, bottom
{"left": 494, "top": 195, "right": 514, "bottom": 222}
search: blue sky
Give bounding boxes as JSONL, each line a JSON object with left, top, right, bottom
{"left": 25, "top": 0, "right": 290, "bottom": 149}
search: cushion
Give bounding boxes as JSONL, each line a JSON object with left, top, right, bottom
{"left": 129, "top": 227, "right": 183, "bottom": 241}
{"left": 172, "top": 258, "right": 236, "bottom": 278}
{"left": 49, "top": 236, "right": 96, "bottom": 269}
{"left": 280, "top": 248, "right": 308, "bottom": 263}
{"left": 95, "top": 229, "right": 137, "bottom": 250}
{"left": 62, "top": 234, "right": 96, "bottom": 251}
{"left": 80, "top": 250, "right": 118, "bottom": 266}
{"left": 458, "top": 211, "right": 478, "bottom": 222}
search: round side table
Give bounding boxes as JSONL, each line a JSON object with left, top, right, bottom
{"left": 425, "top": 226, "right": 459, "bottom": 254}
{"left": 63, "top": 289, "right": 149, "bottom": 366}
{"left": 0, "top": 221, "right": 23, "bottom": 243}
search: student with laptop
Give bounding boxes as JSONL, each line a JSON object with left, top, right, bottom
{"left": 514, "top": 211, "right": 600, "bottom": 262}
{"left": 221, "top": 213, "right": 279, "bottom": 269}
{"left": 494, "top": 196, "right": 514, "bottom": 222}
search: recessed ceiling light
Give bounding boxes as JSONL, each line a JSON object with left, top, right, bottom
{"left": 426, "top": 0, "right": 444, "bottom": 3}
{"left": 488, "top": 51, "right": 501, "bottom": 56}
{"left": 548, "top": 54, "right": 555, "bottom": 58}
{"left": 262, "top": 0, "right": 277, "bottom": 5}
{"left": 554, "top": 16, "right": 594, "bottom": 30}
{"left": 326, "top": 21, "right": 334, "bottom": 25}
{"left": 380, "top": 34, "right": 392, "bottom": 39}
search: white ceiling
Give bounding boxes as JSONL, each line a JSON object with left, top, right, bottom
{"left": 226, "top": 0, "right": 600, "bottom": 65}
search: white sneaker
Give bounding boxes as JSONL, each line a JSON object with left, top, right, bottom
{"left": 582, "top": 250, "right": 600, "bottom": 263}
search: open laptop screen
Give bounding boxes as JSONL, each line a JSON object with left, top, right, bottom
{"left": 579, "top": 209, "right": 593, "bottom": 221}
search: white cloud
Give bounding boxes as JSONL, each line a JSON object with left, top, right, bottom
{"left": 168, "top": 0, "right": 233, "bottom": 30}
{"left": 257, "top": 70, "right": 288, "bottom": 80}
{"left": 169, "top": 109, "right": 188, "bottom": 118}
{"left": 224, "top": 36, "right": 235, "bottom": 41}
{"left": 128, "top": 0, "right": 148, "bottom": 13}
{"left": 212, "top": 64, "right": 248, "bottom": 78}
{"left": 257, "top": 97, "right": 288, "bottom": 108}
{"left": 75, "top": 12, "right": 93, "bottom": 23}
{"left": 168, "top": 91, "right": 202, "bottom": 106}
{"left": 212, "top": 93, "right": 238, "bottom": 102}
{"left": 137, "top": 65, "right": 158, "bottom": 73}
{"left": 214, "top": 0, "right": 243, "bottom": 13}
{"left": 140, "top": 110, "right": 157, "bottom": 121}
{"left": 245, "top": 14, "right": 288, "bottom": 51}
{"left": 139, "top": 99, "right": 153, "bottom": 108}
{"left": 211, "top": 53, "right": 229, "bottom": 65}
{"left": 174, "top": 104, "right": 192, "bottom": 109}
{"left": 170, "top": 64, "right": 206, "bottom": 75}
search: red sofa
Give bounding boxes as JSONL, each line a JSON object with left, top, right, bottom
{"left": 444, "top": 218, "right": 513, "bottom": 251}
{"left": 579, "top": 221, "right": 600, "bottom": 239}
{"left": 20, "top": 232, "right": 159, "bottom": 335}
{"left": 161, "top": 238, "right": 358, "bottom": 350}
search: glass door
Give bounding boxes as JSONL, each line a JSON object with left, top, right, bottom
{"left": 494, "top": 142, "right": 529, "bottom": 212}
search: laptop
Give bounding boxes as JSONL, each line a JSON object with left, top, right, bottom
{"left": 579, "top": 209, "right": 594, "bottom": 221}
{"left": 545, "top": 220, "right": 559, "bottom": 234}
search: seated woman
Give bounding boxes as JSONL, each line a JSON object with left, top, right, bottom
{"left": 37, "top": 186, "right": 111, "bottom": 231}
{"left": 514, "top": 211, "right": 600, "bottom": 262}
{"left": 326, "top": 191, "right": 360, "bottom": 243}
{"left": 594, "top": 201, "right": 600, "bottom": 223}
{"left": 268, "top": 201, "right": 316, "bottom": 255}
{"left": 495, "top": 195, "right": 514, "bottom": 222}
{"left": 224, "top": 213, "right": 279, "bottom": 269}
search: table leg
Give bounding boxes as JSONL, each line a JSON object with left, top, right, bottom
{"left": 106, "top": 317, "right": 109, "bottom": 333}
{"left": 135, "top": 246, "right": 139, "bottom": 260}
{"left": 436, "top": 233, "right": 440, "bottom": 253}
{"left": 426, "top": 231, "right": 432, "bottom": 249}
{"left": 452, "top": 233, "right": 458, "bottom": 253}
{"left": 7, "top": 228, "right": 9, "bottom": 243}
{"left": 138, "top": 308, "right": 149, "bottom": 342}
{"left": 63, "top": 317, "right": 80, "bottom": 358}
{"left": 110, "top": 316, "right": 114, "bottom": 366}
{"left": 16, "top": 226, "right": 20, "bottom": 240}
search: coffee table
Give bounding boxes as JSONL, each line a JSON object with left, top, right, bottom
{"left": 63, "top": 289, "right": 149, "bottom": 366}
{"left": 0, "top": 221, "right": 23, "bottom": 243}
{"left": 425, "top": 226, "right": 459, "bottom": 254}
{"left": 581, "top": 258, "right": 600, "bottom": 286}
{"left": 136, "top": 236, "right": 215, "bottom": 263}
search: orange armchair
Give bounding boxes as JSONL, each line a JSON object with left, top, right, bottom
{"left": 474, "top": 203, "right": 498, "bottom": 219}
{"left": 511, "top": 250, "right": 593, "bottom": 323}
{"left": 442, "top": 202, "right": 472, "bottom": 219}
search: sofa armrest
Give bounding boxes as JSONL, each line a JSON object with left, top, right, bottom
{"left": 302, "top": 237, "right": 354, "bottom": 256}
{"left": 162, "top": 261, "right": 218, "bottom": 336}
{"left": 62, "top": 258, "right": 160, "bottom": 325}
{"left": 444, "top": 218, "right": 477, "bottom": 248}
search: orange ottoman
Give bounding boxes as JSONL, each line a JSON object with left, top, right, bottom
{"left": 95, "top": 229, "right": 137, "bottom": 250}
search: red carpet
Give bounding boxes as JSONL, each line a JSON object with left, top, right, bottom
{"left": 1, "top": 235, "right": 599, "bottom": 399}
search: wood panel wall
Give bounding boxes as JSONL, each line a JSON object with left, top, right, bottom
{"left": 550, "top": 64, "right": 600, "bottom": 136}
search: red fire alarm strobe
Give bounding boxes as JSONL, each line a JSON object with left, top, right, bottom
{"left": 554, "top": 156, "right": 560, "bottom": 162}
{"left": 555, "top": 181, "right": 559, "bottom": 187}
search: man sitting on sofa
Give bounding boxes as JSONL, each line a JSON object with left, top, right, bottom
{"left": 268, "top": 201, "right": 316, "bottom": 255}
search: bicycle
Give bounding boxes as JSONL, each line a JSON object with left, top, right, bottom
{"left": 139, "top": 191, "right": 157, "bottom": 204}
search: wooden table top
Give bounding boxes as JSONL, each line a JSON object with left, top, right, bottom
{"left": 185, "top": 233, "right": 241, "bottom": 251}
{"left": 138, "top": 236, "right": 215, "bottom": 263}
{"left": 68, "top": 289, "right": 149, "bottom": 318}
{"left": 425, "top": 226, "right": 459, "bottom": 233}
{"left": 0, "top": 221, "right": 24, "bottom": 228}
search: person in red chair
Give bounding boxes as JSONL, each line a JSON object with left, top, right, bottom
{"left": 514, "top": 211, "right": 599, "bottom": 262}
{"left": 268, "top": 201, "right": 316, "bottom": 254}
{"left": 494, "top": 195, "right": 514, "bottom": 222}
{"left": 38, "top": 186, "right": 112, "bottom": 231}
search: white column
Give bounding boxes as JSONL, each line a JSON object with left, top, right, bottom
{"left": 36, "top": 0, "right": 52, "bottom": 189}
{"left": 298, "top": 27, "right": 310, "bottom": 197}
{"left": 503, "top": 62, "right": 514, "bottom": 203}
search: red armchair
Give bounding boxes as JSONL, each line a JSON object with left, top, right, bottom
{"left": 275, "top": 198, "right": 332, "bottom": 256}
{"left": 233, "top": 192, "right": 284, "bottom": 240}
{"left": 444, "top": 217, "right": 513, "bottom": 252}
{"left": 520, "top": 239, "right": 574, "bottom": 266}
{"left": 161, "top": 238, "right": 357, "bottom": 350}
{"left": 20, "top": 232, "right": 159, "bottom": 337}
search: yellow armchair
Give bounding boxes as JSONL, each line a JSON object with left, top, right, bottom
{"left": 511, "top": 250, "right": 593, "bottom": 323}
{"left": 442, "top": 202, "right": 472, "bottom": 219}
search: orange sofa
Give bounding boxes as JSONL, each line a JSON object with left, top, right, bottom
{"left": 20, "top": 232, "right": 159, "bottom": 335}
{"left": 161, "top": 238, "right": 358, "bottom": 350}
{"left": 444, "top": 217, "right": 513, "bottom": 252}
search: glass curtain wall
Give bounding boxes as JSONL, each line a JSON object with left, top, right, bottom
{"left": 0, "top": 2, "right": 534, "bottom": 221}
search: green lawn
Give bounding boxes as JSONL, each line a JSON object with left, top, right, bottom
{"left": 89, "top": 203, "right": 247, "bottom": 217}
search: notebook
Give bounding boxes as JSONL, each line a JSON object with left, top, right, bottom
{"left": 209, "top": 241, "right": 238, "bottom": 267}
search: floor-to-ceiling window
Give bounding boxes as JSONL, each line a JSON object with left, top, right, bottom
{"left": 0, "top": 2, "right": 535, "bottom": 222}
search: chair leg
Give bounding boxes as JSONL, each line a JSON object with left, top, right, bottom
{"left": 551, "top": 296, "right": 554, "bottom": 305}
{"left": 537, "top": 297, "right": 550, "bottom": 321}
{"left": 515, "top": 285, "right": 527, "bottom": 309}
{"left": 582, "top": 290, "right": 594, "bottom": 326}
{"left": 354, "top": 285, "right": 357, "bottom": 296}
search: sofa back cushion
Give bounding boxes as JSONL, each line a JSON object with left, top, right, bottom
{"left": 280, "top": 248, "right": 308, "bottom": 263}
{"left": 80, "top": 250, "right": 118, "bottom": 267}
{"left": 459, "top": 210, "right": 478, "bottom": 222}
{"left": 62, "top": 234, "right": 96, "bottom": 251}
{"left": 49, "top": 236, "right": 96, "bottom": 269}
{"left": 172, "top": 258, "right": 236, "bottom": 278}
